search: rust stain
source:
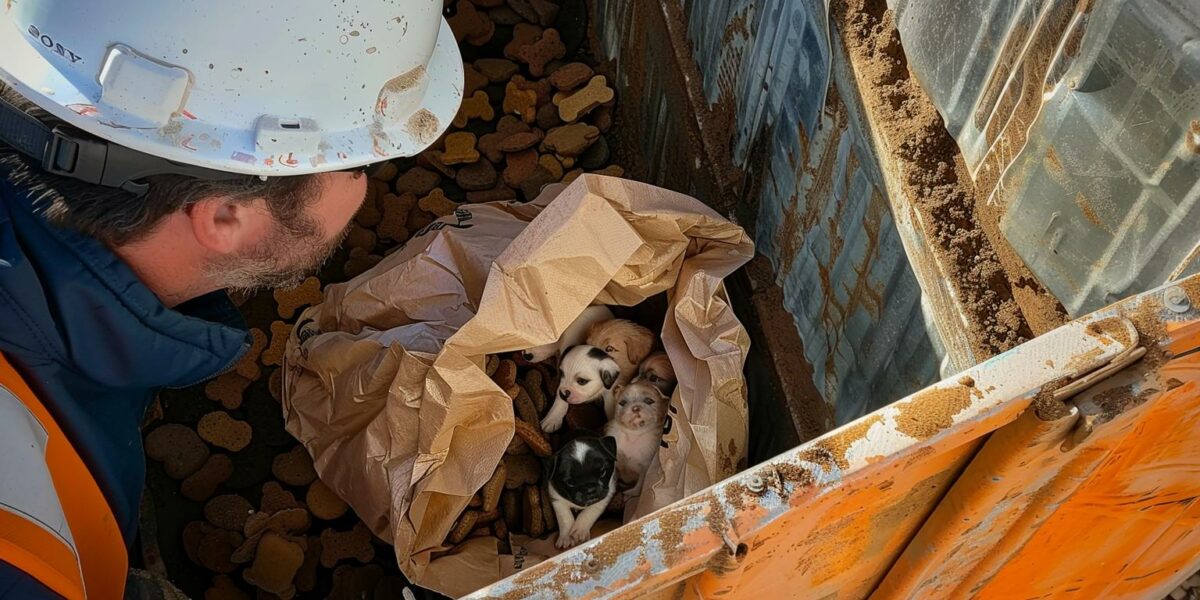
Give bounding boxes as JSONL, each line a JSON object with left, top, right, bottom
{"left": 1073, "top": 192, "right": 1109, "bottom": 233}
{"left": 815, "top": 414, "right": 883, "bottom": 469}
{"left": 892, "top": 385, "right": 974, "bottom": 440}
{"left": 1186, "top": 119, "right": 1200, "bottom": 155}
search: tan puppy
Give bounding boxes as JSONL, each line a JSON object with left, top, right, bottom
{"left": 604, "top": 381, "right": 669, "bottom": 502}
{"left": 586, "top": 319, "right": 655, "bottom": 386}
{"left": 633, "top": 351, "right": 676, "bottom": 397}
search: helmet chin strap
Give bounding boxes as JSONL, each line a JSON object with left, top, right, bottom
{"left": 0, "top": 94, "right": 247, "bottom": 197}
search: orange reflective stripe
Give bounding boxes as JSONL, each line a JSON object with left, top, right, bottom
{"left": 0, "top": 354, "right": 127, "bottom": 599}
{"left": 0, "top": 509, "right": 84, "bottom": 600}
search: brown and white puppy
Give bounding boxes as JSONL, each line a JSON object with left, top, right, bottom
{"left": 546, "top": 436, "right": 618, "bottom": 549}
{"left": 633, "top": 351, "right": 676, "bottom": 397}
{"left": 604, "top": 381, "right": 669, "bottom": 502}
{"left": 522, "top": 305, "right": 614, "bottom": 364}
{"left": 586, "top": 319, "right": 655, "bottom": 386}
{"left": 540, "top": 345, "right": 620, "bottom": 433}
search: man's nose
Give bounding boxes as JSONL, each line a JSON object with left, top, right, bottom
{"left": 559, "top": 389, "right": 570, "bottom": 400}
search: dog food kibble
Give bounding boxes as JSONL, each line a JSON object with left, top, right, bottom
{"left": 462, "top": 63, "right": 488, "bottom": 97}
{"left": 515, "top": 28, "right": 565, "bottom": 77}
{"left": 419, "top": 148, "right": 458, "bottom": 178}
{"left": 395, "top": 167, "right": 441, "bottom": 196}
{"left": 506, "top": 433, "right": 530, "bottom": 455}
{"left": 454, "top": 90, "right": 496, "bottom": 128}
{"left": 197, "top": 411, "right": 253, "bottom": 452}
{"left": 182, "top": 454, "right": 235, "bottom": 502}
{"left": 590, "top": 164, "right": 626, "bottom": 178}
{"left": 499, "top": 130, "right": 544, "bottom": 153}
{"left": 467, "top": 180, "right": 519, "bottom": 204}
{"left": 232, "top": 328, "right": 267, "bottom": 381}
{"left": 319, "top": 522, "right": 375, "bottom": 568}
{"left": 513, "top": 418, "right": 553, "bottom": 457}
{"left": 542, "top": 123, "right": 600, "bottom": 157}
{"left": 503, "top": 23, "right": 542, "bottom": 61}
{"left": 204, "top": 371, "right": 253, "bottom": 411}
{"left": 556, "top": 75, "right": 614, "bottom": 123}
{"left": 197, "top": 528, "right": 244, "bottom": 575}
{"left": 513, "top": 387, "right": 539, "bottom": 425}
{"left": 503, "top": 148, "right": 539, "bottom": 188}
{"left": 307, "top": 479, "right": 350, "bottom": 521}
{"left": 439, "top": 132, "right": 480, "bottom": 166}
{"left": 272, "top": 445, "right": 318, "bottom": 487}
{"left": 522, "top": 485, "right": 546, "bottom": 538}
{"left": 475, "top": 58, "right": 520, "bottom": 82}
{"left": 549, "top": 62, "right": 594, "bottom": 91}
{"left": 485, "top": 354, "right": 500, "bottom": 377}
{"left": 243, "top": 532, "right": 305, "bottom": 599}
{"left": 417, "top": 188, "right": 459, "bottom": 217}
{"left": 344, "top": 225, "right": 377, "bottom": 254}
{"left": 146, "top": 423, "right": 210, "bottom": 480}
{"left": 502, "top": 80, "right": 538, "bottom": 123}
{"left": 294, "top": 537, "right": 322, "bottom": 594}
{"left": 504, "top": 455, "right": 541, "bottom": 490}
{"left": 509, "top": 0, "right": 559, "bottom": 26}
{"left": 448, "top": 1, "right": 491, "bottom": 44}
{"left": 448, "top": 510, "right": 480, "bottom": 545}
{"left": 274, "top": 277, "right": 322, "bottom": 320}
{"left": 260, "top": 481, "right": 303, "bottom": 513}
{"left": 491, "top": 358, "right": 518, "bottom": 389}
{"left": 481, "top": 462, "right": 507, "bottom": 512}
{"left": 539, "top": 485, "right": 557, "bottom": 533}
{"left": 376, "top": 193, "right": 416, "bottom": 243}
{"left": 262, "top": 321, "right": 292, "bottom": 367}
{"left": 455, "top": 159, "right": 500, "bottom": 191}
{"left": 204, "top": 494, "right": 255, "bottom": 532}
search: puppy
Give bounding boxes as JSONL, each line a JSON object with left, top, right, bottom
{"left": 546, "top": 436, "right": 618, "bottom": 549}
{"left": 633, "top": 351, "right": 676, "bottom": 397}
{"left": 604, "top": 381, "right": 668, "bottom": 502}
{"left": 541, "top": 345, "right": 620, "bottom": 432}
{"left": 522, "top": 305, "right": 614, "bottom": 363}
{"left": 586, "top": 319, "right": 656, "bottom": 386}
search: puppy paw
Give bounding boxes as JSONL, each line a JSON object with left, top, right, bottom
{"left": 555, "top": 532, "right": 574, "bottom": 549}
{"left": 540, "top": 413, "right": 563, "bottom": 433}
{"left": 566, "top": 522, "right": 592, "bottom": 546}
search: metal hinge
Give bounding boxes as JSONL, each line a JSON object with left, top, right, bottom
{"left": 1056, "top": 317, "right": 1146, "bottom": 452}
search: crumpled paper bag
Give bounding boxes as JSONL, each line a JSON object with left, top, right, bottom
{"left": 282, "top": 175, "right": 753, "bottom": 597}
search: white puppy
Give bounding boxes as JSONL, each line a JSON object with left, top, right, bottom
{"left": 604, "top": 381, "right": 669, "bottom": 502}
{"left": 540, "top": 345, "right": 620, "bottom": 433}
{"left": 522, "top": 305, "right": 614, "bottom": 363}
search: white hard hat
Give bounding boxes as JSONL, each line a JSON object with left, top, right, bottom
{"left": 0, "top": 0, "right": 463, "bottom": 178}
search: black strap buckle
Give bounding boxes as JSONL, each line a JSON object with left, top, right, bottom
{"left": 41, "top": 126, "right": 107, "bottom": 185}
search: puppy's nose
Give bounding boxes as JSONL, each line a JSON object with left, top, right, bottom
{"left": 559, "top": 389, "right": 570, "bottom": 400}
{"left": 522, "top": 352, "right": 534, "bottom": 361}
{"left": 631, "top": 405, "right": 641, "bottom": 413}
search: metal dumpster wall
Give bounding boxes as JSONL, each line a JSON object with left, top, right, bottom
{"left": 589, "top": 0, "right": 947, "bottom": 428}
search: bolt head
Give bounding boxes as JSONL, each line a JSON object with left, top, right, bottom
{"left": 1164, "top": 286, "right": 1191, "bottom": 314}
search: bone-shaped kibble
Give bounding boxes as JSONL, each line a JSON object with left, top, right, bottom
{"left": 439, "top": 132, "right": 479, "bottom": 166}
{"left": 556, "top": 75, "right": 614, "bottom": 123}
{"left": 453, "top": 91, "right": 495, "bottom": 128}
{"left": 274, "top": 276, "right": 321, "bottom": 319}
{"left": 502, "top": 81, "right": 538, "bottom": 124}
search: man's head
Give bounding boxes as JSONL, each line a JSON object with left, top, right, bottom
{"left": 0, "top": 86, "right": 366, "bottom": 294}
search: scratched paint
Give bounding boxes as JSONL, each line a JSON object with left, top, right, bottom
{"left": 466, "top": 291, "right": 1150, "bottom": 598}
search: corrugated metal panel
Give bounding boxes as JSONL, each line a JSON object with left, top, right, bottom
{"left": 593, "top": 0, "right": 945, "bottom": 423}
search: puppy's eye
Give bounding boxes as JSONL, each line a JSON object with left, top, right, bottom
{"left": 619, "top": 399, "right": 627, "bottom": 406}
{"left": 605, "top": 345, "right": 616, "bottom": 353}
{"left": 576, "top": 377, "right": 589, "bottom": 385}
{"left": 643, "top": 398, "right": 654, "bottom": 405}
{"left": 648, "top": 374, "right": 660, "bottom": 382}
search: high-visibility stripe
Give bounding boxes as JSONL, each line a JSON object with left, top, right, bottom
{"left": 0, "top": 508, "right": 84, "bottom": 599}
{"left": 0, "top": 354, "right": 127, "bottom": 599}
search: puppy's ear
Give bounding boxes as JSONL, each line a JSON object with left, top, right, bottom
{"left": 599, "top": 436, "right": 618, "bottom": 458}
{"left": 600, "top": 365, "right": 619, "bottom": 390}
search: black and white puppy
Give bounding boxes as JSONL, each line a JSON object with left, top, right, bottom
{"left": 546, "top": 436, "right": 618, "bottom": 549}
{"left": 540, "top": 345, "right": 621, "bottom": 433}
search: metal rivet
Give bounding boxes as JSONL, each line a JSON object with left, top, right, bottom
{"left": 1165, "top": 286, "right": 1190, "bottom": 314}
{"left": 584, "top": 558, "right": 599, "bottom": 571}
{"left": 746, "top": 475, "right": 766, "bottom": 494}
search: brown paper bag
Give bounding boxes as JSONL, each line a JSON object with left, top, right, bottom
{"left": 282, "top": 175, "right": 753, "bottom": 597}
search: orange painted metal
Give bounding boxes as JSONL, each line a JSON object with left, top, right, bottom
{"left": 466, "top": 287, "right": 1139, "bottom": 599}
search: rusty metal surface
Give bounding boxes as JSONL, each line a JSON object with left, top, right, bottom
{"left": 465, "top": 286, "right": 1143, "bottom": 598}
{"left": 591, "top": 0, "right": 947, "bottom": 426}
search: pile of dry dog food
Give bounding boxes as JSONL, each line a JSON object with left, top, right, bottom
{"left": 140, "top": 1, "right": 628, "bottom": 598}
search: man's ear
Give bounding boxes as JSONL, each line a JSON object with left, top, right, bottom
{"left": 186, "top": 197, "right": 261, "bottom": 254}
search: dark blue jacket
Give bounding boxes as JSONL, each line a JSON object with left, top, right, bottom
{"left": 0, "top": 167, "right": 250, "bottom": 592}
